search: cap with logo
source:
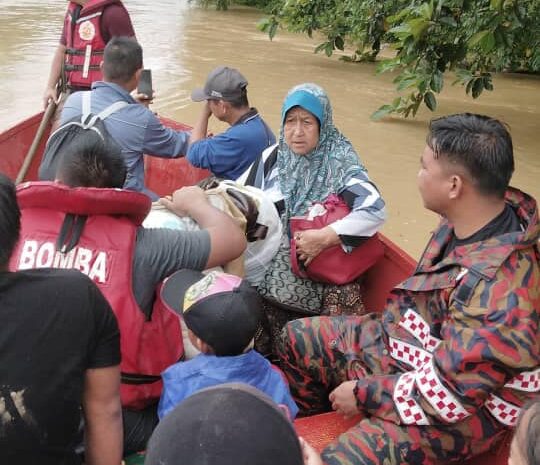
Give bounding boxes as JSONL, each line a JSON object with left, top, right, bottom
{"left": 191, "top": 66, "right": 248, "bottom": 102}
{"left": 160, "top": 270, "right": 262, "bottom": 356}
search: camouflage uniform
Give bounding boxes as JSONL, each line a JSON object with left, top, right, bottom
{"left": 278, "top": 188, "right": 540, "bottom": 465}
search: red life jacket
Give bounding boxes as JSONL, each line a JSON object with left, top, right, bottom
{"left": 64, "top": 0, "right": 126, "bottom": 89}
{"left": 9, "top": 182, "right": 184, "bottom": 410}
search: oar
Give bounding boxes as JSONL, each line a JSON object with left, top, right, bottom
{"left": 15, "top": 99, "right": 58, "bottom": 184}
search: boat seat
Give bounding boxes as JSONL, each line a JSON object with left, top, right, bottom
{"left": 294, "top": 411, "right": 512, "bottom": 465}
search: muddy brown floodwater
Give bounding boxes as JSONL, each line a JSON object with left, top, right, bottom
{"left": 1, "top": 0, "right": 538, "bottom": 257}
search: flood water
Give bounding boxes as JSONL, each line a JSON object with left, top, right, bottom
{"left": 1, "top": 0, "right": 539, "bottom": 257}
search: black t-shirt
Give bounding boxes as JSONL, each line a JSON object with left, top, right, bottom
{"left": 0, "top": 269, "right": 120, "bottom": 465}
{"left": 442, "top": 203, "right": 522, "bottom": 259}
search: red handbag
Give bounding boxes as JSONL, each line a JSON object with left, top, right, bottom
{"left": 290, "top": 194, "right": 384, "bottom": 285}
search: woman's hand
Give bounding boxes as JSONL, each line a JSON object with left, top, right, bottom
{"left": 329, "top": 381, "right": 359, "bottom": 418}
{"left": 294, "top": 226, "right": 340, "bottom": 266}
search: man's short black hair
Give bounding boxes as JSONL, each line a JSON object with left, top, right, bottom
{"left": 427, "top": 113, "right": 514, "bottom": 198}
{"left": 224, "top": 87, "right": 249, "bottom": 109}
{"left": 0, "top": 173, "right": 20, "bottom": 268}
{"left": 56, "top": 130, "right": 127, "bottom": 188}
{"left": 103, "top": 36, "right": 143, "bottom": 84}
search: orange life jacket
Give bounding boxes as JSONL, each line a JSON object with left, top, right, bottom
{"left": 10, "top": 182, "right": 184, "bottom": 409}
{"left": 64, "top": 0, "right": 126, "bottom": 88}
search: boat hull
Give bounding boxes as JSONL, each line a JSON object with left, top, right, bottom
{"left": 0, "top": 112, "right": 511, "bottom": 465}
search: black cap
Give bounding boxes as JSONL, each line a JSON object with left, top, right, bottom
{"left": 145, "top": 383, "right": 304, "bottom": 465}
{"left": 161, "top": 270, "right": 262, "bottom": 356}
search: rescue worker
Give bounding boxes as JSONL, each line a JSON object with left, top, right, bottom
{"left": 43, "top": 0, "right": 135, "bottom": 108}
{"left": 278, "top": 113, "right": 540, "bottom": 465}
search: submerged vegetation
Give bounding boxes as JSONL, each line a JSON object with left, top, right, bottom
{"left": 198, "top": 0, "right": 540, "bottom": 119}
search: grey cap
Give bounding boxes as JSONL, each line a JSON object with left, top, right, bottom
{"left": 191, "top": 66, "right": 248, "bottom": 102}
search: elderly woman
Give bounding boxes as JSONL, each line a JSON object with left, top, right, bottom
{"left": 239, "top": 83, "right": 386, "bottom": 351}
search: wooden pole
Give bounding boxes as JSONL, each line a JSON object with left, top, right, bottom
{"left": 15, "top": 100, "right": 57, "bottom": 184}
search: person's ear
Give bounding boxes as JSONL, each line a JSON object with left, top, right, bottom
{"left": 134, "top": 68, "right": 143, "bottom": 84}
{"left": 448, "top": 174, "right": 464, "bottom": 200}
{"left": 220, "top": 100, "right": 229, "bottom": 117}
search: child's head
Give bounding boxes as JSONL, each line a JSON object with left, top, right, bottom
{"left": 162, "top": 270, "right": 262, "bottom": 356}
{"left": 509, "top": 400, "right": 540, "bottom": 465}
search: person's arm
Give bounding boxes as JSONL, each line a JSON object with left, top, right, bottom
{"left": 100, "top": 4, "right": 136, "bottom": 41}
{"left": 83, "top": 365, "right": 123, "bottom": 465}
{"left": 160, "top": 186, "right": 247, "bottom": 268}
{"left": 189, "top": 102, "right": 212, "bottom": 145}
{"left": 295, "top": 174, "right": 387, "bottom": 265}
{"left": 331, "top": 176, "right": 387, "bottom": 240}
{"left": 43, "top": 44, "right": 66, "bottom": 108}
{"left": 142, "top": 110, "right": 190, "bottom": 158}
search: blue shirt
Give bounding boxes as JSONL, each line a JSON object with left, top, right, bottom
{"left": 61, "top": 82, "right": 190, "bottom": 200}
{"left": 158, "top": 350, "right": 298, "bottom": 419}
{"left": 187, "top": 109, "right": 276, "bottom": 180}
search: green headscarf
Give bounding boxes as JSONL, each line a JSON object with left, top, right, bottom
{"left": 277, "top": 83, "right": 367, "bottom": 220}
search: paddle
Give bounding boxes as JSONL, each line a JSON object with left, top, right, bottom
{"left": 15, "top": 98, "right": 58, "bottom": 184}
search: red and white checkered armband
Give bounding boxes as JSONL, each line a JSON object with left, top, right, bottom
{"left": 394, "top": 372, "right": 430, "bottom": 425}
{"left": 415, "top": 360, "right": 471, "bottom": 423}
{"left": 484, "top": 395, "right": 520, "bottom": 427}
{"left": 504, "top": 368, "right": 540, "bottom": 392}
{"left": 392, "top": 358, "right": 471, "bottom": 425}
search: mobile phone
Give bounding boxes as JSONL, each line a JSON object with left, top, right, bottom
{"left": 138, "top": 69, "right": 153, "bottom": 100}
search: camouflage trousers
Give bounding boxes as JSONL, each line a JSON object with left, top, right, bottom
{"left": 277, "top": 316, "right": 507, "bottom": 465}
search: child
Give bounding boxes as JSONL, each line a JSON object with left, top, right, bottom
{"left": 509, "top": 400, "right": 540, "bottom": 465}
{"left": 158, "top": 269, "right": 298, "bottom": 419}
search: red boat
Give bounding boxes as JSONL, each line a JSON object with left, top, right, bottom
{"left": 0, "top": 111, "right": 511, "bottom": 465}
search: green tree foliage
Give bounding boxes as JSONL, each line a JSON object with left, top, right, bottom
{"left": 254, "top": 0, "right": 540, "bottom": 119}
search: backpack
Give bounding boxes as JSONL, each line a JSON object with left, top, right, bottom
{"left": 38, "top": 92, "right": 128, "bottom": 181}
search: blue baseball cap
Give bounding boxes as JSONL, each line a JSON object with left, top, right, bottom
{"left": 281, "top": 90, "right": 324, "bottom": 125}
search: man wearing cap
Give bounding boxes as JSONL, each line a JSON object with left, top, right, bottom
{"left": 158, "top": 270, "right": 298, "bottom": 420}
{"left": 188, "top": 66, "right": 276, "bottom": 180}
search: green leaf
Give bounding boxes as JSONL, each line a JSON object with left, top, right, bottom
{"left": 430, "top": 70, "right": 444, "bottom": 92}
{"left": 407, "top": 18, "right": 430, "bottom": 39}
{"left": 479, "top": 32, "right": 496, "bottom": 52}
{"left": 418, "top": 1, "right": 433, "bottom": 20}
{"left": 472, "top": 79, "right": 484, "bottom": 98}
{"left": 314, "top": 42, "right": 327, "bottom": 54}
{"left": 376, "top": 58, "right": 400, "bottom": 74}
{"left": 490, "top": 0, "right": 503, "bottom": 10}
{"left": 325, "top": 42, "right": 334, "bottom": 57}
{"left": 370, "top": 104, "right": 395, "bottom": 121}
{"left": 334, "top": 36, "right": 345, "bottom": 51}
{"left": 388, "top": 24, "right": 412, "bottom": 40}
{"left": 396, "top": 75, "right": 419, "bottom": 91}
{"left": 483, "top": 75, "right": 494, "bottom": 91}
{"left": 256, "top": 17, "right": 270, "bottom": 32}
{"left": 468, "top": 30, "right": 490, "bottom": 47}
{"left": 424, "top": 91, "right": 437, "bottom": 111}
